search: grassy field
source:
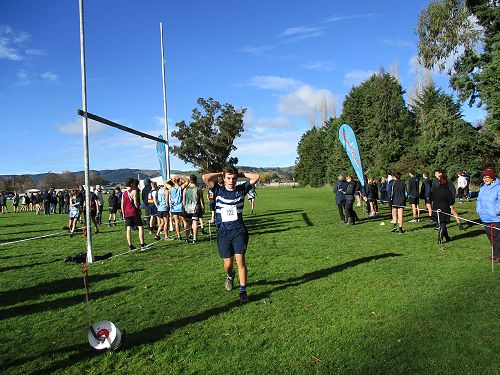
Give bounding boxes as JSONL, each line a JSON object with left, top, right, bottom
{"left": 0, "top": 187, "right": 498, "bottom": 374}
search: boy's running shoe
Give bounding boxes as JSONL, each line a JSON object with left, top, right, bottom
{"left": 239, "top": 291, "right": 249, "bottom": 304}
{"left": 225, "top": 269, "right": 235, "bottom": 291}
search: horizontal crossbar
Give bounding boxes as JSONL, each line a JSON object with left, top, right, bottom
{"left": 77, "top": 109, "right": 167, "bottom": 144}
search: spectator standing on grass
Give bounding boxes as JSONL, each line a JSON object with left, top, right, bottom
{"left": 420, "top": 172, "right": 434, "bottom": 220}
{"left": 390, "top": 171, "right": 406, "bottom": 234}
{"left": 21, "top": 193, "right": 27, "bottom": 212}
{"left": 342, "top": 175, "right": 358, "bottom": 225}
{"left": 0, "top": 192, "right": 7, "bottom": 213}
{"left": 165, "top": 175, "right": 189, "bottom": 241}
{"left": 121, "top": 178, "right": 146, "bottom": 250}
{"left": 247, "top": 186, "right": 257, "bottom": 214}
{"left": 407, "top": 169, "right": 420, "bottom": 222}
{"left": 108, "top": 190, "right": 119, "bottom": 226}
{"left": 12, "top": 191, "right": 20, "bottom": 213}
{"left": 94, "top": 185, "right": 104, "bottom": 225}
{"left": 203, "top": 166, "right": 260, "bottom": 305}
{"left": 183, "top": 175, "right": 205, "bottom": 243}
{"left": 146, "top": 181, "right": 159, "bottom": 234}
{"left": 83, "top": 187, "right": 100, "bottom": 234}
{"left": 463, "top": 170, "right": 470, "bottom": 200}
{"left": 434, "top": 169, "right": 464, "bottom": 230}
{"left": 68, "top": 189, "right": 81, "bottom": 237}
{"left": 333, "top": 175, "right": 348, "bottom": 223}
{"left": 457, "top": 172, "right": 468, "bottom": 203}
{"left": 379, "top": 176, "right": 388, "bottom": 204}
{"left": 476, "top": 168, "right": 500, "bottom": 263}
{"left": 431, "top": 173, "right": 454, "bottom": 244}
{"left": 142, "top": 179, "right": 153, "bottom": 230}
{"left": 115, "top": 186, "right": 123, "bottom": 220}
{"left": 155, "top": 181, "right": 171, "bottom": 241}
{"left": 366, "top": 178, "right": 379, "bottom": 217}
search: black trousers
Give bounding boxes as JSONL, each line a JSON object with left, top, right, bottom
{"left": 337, "top": 204, "right": 346, "bottom": 222}
{"left": 345, "top": 200, "right": 356, "bottom": 222}
{"left": 484, "top": 222, "right": 500, "bottom": 258}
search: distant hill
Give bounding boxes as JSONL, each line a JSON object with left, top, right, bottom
{"left": 0, "top": 166, "right": 295, "bottom": 185}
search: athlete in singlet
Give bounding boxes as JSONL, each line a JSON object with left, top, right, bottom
{"left": 183, "top": 175, "right": 205, "bottom": 243}
{"left": 202, "top": 166, "right": 260, "bottom": 304}
{"left": 121, "top": 178, "right": 146, "bottom": 250}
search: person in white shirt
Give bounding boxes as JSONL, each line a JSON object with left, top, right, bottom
{"left": 457, "top": 172, "right": 468, "bottom": 203}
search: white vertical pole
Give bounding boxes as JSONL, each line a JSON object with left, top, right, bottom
{"left": 79, "top": 0, "right": 93, "bottom": 264}
{"left": 160, "top": 22, "right": 171, "bottom": 179}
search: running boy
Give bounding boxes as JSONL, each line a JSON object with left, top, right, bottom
{"left": 202, "top": 166, "right": 260, "bottom": 304}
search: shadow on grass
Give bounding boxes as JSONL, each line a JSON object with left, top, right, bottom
{"left": 0, "top": 252, "right": 43, "bottom": 260}
{"left": 0, "top": 286, "right": 131, "bottom": 321}
{"left": 0, "top": 270, "right": 144, "bottom": 308}
{"left": 0, "top": 259, "right": 60, "bottom": 273}
{"left": 27, "top": 253, "right": 402, "bottom": 374}
{"left": 301, "top": 212, "right": 313, "bottom": 226}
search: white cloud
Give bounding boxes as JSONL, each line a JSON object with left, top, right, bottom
{"left": 41, "top": 71, "right": 58, "bottom": 82}
{"left": 277, "top": 85, "right": 335, "bottom": 117}
{"left": 343, "top": 69, "right": 375, "bottom": 87}
{"left": 16, "top": 69, "right": 30, "bottom": 84}
{"left": 56, "top": 119, "right": 107, "bottom": 135}
{"left": 301, "top": 60, "right": 336, "bottom": 72}
{"left": 383, "top": 38, "right": 413, "bottom": 48}
{"left": 279, "top": 26, "right": 324, "bottom": 37}
{"left": 247, "top": 75, "right": 303, "bottom": 90}
{"left": 25, "top": 48, "right": 45, "bottom": 56}
{"left": 239, "top": 45, "right": 274, "bottom": 56}
{"left": 322, "top": 13, "right": 375, "bottom": 23}
{"left": 0, "top": 25, "right": 33, "bottom": 61}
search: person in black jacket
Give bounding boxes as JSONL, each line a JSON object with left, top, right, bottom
{"left": 366, "top": 178, "right": 379, "bottom": 217}
{"left": 420, "top": 171, "right": 433, "bottom": 220}
{"left": 390, "top": 172, "right": 406, "bottom": 233}
{"left": 431, "top": 173, "right": 455, "bottom": 243}
{"left": 342, "top": 175, "right": 358, "bottom": 225}
{"left": 333, "top": 175, "right": 348, "bottom": 223}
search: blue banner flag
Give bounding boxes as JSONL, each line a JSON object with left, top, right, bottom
{"left": 156, "top": 135, "right": 167, "bottom": 181}
{"left": 338, "top": 123, "right": 365, "bottom": 186}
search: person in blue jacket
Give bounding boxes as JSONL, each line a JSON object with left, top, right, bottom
{"left": 476, "top": 168, "right": 500, "bottom": 263}
{"left": 333, "top": 175, "right": 348, "bottom": 223}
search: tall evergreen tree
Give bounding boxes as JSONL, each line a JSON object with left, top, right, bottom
{"left": 340, "top": 73, "right": 414, "bottom": 174}
{"left": 295, "top": 127, "right": 328, "bottom": 187}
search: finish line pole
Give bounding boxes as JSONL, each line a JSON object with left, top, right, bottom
{"left": 79, "top": 0, "right": 93, "bottom": 264}
{"left": 160, "top": 22, "right": 171, "bottom": 179}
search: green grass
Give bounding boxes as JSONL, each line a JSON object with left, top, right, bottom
{"left": 0, "top": 188, "right": 498, "bottom": 374}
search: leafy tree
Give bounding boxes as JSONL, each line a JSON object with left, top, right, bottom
{"left": 340, "top": 73, "right": 414, "bottom": 173}
{"left": 260, "top": 172, "right": 272, "bottom": 185}
{"left": 410, "top": 83, "right": 499, "bottom": 177}
{"left": 295, "top": 127, "right": 328, "bottom": 187}
{"left": 323, "top": 118, "right": 353, "bottom": 183}
{"left": 171, "top": 97, "right": 246, "bottom": 173}
{"left": 416, "top": 0, "right": 499, "bottom": 131}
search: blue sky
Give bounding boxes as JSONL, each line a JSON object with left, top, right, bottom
{"left": 0, "top": 0, "right": 486, "bottom": 175}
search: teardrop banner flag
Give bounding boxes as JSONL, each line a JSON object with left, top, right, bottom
{"left": 156, "top": 135, "right": 167, "bottom": 181}
{"left": 338, "top": 123, "right": 365, "bottom": 186}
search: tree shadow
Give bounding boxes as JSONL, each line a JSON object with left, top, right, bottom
{"left": 27, "top": 253, "right": 402, "bottom": 374}
{"left": 0, "top": 286, "right": 131, "bottom": 321}
{"left": 0, "top": 269, "right": 144, "bottom": 308}
{"left": 0, "top": 259, "right": 60, "bottom": 273}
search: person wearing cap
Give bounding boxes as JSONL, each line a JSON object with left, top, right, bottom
{"left": 476, "top": 168, "right": 500, "bottom": 263}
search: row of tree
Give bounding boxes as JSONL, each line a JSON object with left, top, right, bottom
{"left": 295, "top": 73, "right": 499, "bottom": 187}
{"left": 296, "top": 0, "right": 499, "bottom": 187}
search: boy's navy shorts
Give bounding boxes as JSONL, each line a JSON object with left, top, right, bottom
{"left": 217, "top": 226, "right": 248, "bottom": 258}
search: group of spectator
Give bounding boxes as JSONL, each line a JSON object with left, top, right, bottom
{"left": 333, "top": 167, "right": 499, "bottom": 263}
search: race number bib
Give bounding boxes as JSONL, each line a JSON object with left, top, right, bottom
{"left": 221, "top": 205, "right": 238, "bottom": 222}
